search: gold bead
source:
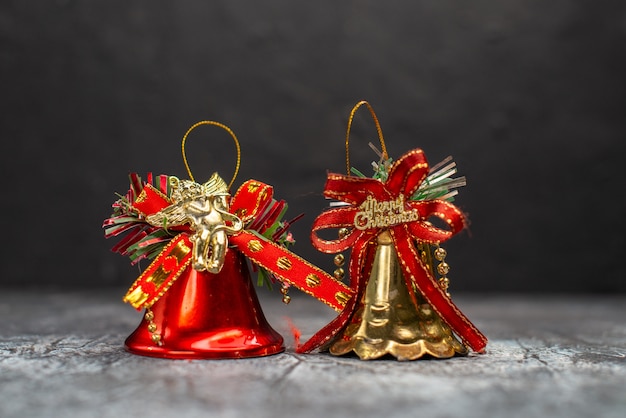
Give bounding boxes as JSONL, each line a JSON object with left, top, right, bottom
{"left": 437, "top": 262, "right": 450, "bottom": 275}
{"left": 282, "top": 295, "right": 291, "bottom": 304}
{"left": 333, "top": 268, "right": 345, "bottom": 280}
{"left": 439, "top": 277, "right": 450, "bottom": 296}
{"left": 144, "top": 310, "right": 154, "bottom": 321}
{"left": 333, "top": 254, "right": 345, "bottom": 267}
{"left": 434, "top": 247, "right": 447, "bottom": 261}
{"left": 280, "top": 287, "right": 289, "bottom": 295}
{"left": 151, "top": 334, "right": 161, "bottom": 344}
{"left": 338, "top": 228, "right": 350, "bottom": 239}
{"left": 147, "top": 323, "right": 157, "bottom": 333}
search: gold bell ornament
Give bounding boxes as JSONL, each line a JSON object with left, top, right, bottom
{"left": 297, "top": 101, "right": 487, "bottom": 360}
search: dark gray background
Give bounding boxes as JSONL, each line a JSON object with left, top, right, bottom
{"left": 2, "top": 1, "right": 625, "bottom": 293}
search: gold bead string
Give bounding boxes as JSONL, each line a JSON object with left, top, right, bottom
{"left": 332, "top": 228, "right": 350, "bottom": 280}
{"left": 434, "top": 245, "right": 451, "bottom": 297}
{"left": 144, "top": 308, "right": 163, "bottom": 346}
{"left": 345, "top": 100, "right": 388, "bottom": 176}
{"left": 181, "top": 120, "right": 241, "bottom": 190}
{"left": 280, "top": 282, "right": 291, "bottom": 304}
{"left": 333, "top": 254, "right": 345, "bottom": 280}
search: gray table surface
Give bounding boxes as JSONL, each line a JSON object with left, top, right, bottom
{"left": 1, "top": 288, "right": 624, "bottom": 418}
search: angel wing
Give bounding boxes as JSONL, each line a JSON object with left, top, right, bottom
{"left": 145, "top": 202, "right": 190, "bottom": 228}
{"left": 203, "top": 172, "right": 228, "bottom": 195}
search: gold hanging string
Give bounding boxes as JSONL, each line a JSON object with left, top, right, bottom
{"left": 345, "top": 100, "right": 388, "bottom": 175}
{"left": 181, "top": 120, "right": 241, "bottom": 190}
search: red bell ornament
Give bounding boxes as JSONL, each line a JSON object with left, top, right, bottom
{"left": 103, "top": 121, "right": 287, "bottom": 359}
{"left": 124, "top": 248, "right": 284, "bottom": 359}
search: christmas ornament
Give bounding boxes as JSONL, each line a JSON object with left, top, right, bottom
{"left": 297, "top": 101, "right": 488, "bottom": 360}
{"left": 103, "top": 121, "right": 352, "bottom": 359}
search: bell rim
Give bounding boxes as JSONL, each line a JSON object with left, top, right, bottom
{"left": 124, "top": 340, "right": 285, "bottom": 360}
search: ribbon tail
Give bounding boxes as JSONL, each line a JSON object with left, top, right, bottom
{"left": 297, "top": 233, "right": 376, "bottom": 353}
{"left": 123, "top": 234, "right": 194, "bottom": 310}
{"left": 296, "top": 298, "right": 355, "bottom": 353}
{"left": 390, "top": 227, "right": 488, "bottom": 353}
{"left": 230, "top": 231, "right": 354, "bottom": 312}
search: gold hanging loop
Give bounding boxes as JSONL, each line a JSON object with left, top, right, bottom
{"left": 181, "top": 120, "right": 241, "bottom": 190}
{"left": 345, "top": 100, "right": 388, "bottom": 175}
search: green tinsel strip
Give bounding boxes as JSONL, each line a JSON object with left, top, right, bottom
{"left": 349, "top": 146, "right": 466, "bottom": 203}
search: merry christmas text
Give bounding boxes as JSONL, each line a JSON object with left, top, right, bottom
{"left": 353, "top": 195, "right": 419, "bottom": 230}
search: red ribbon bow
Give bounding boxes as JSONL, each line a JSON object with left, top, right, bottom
{"left": 122, "top": 178, "right": 354, "bottom": 313}
{"left": 298, "top": 149, "right": 487, "bottom": 353}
